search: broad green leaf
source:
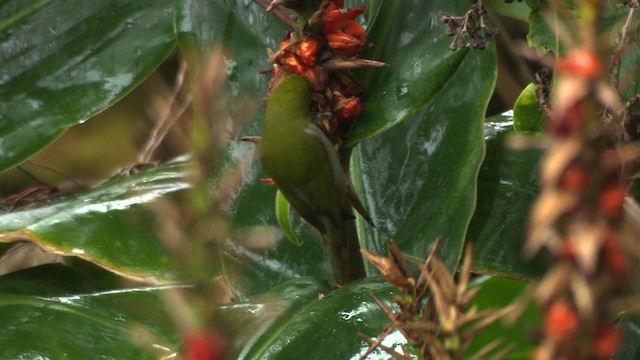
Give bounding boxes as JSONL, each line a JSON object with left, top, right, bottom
{"left": 0, "top": 263, "right": 96, "bottom": 296}
{"left": 611, "top": 7, "right": 640, "bottom": 103}
{"left": 526, "top": 0, "right": 565, "bottom": 55}
{"left": 0, "top": 156, "right": 190, "bottom": 283}
{"left": 0, "top": 265, "right": 180, "bottom": 359}
{"left": 175, "top": 0, "right": 286, "bottom": 94}
{"left": 219, "top": 153, "right": 331, "bottom": 297}
{"left": 352, "top": 45, "right": 497, "bottom": 271}
{"left": 513, "top": 83, "right": 545, "bottom": 134}
{"left": 216, "top": 276, "right": 397, "bottom": 359}
{"left": 467, "top": 113, "right": 545, "bottom": 280}
{"left": 0, "top": 0, "right": 176, "bottom": 173}
{"left": 616, "top": 315, "right": 640, "bottom": 360}
{"left": 349, "top": 0, "right": 475, "bottom": 143}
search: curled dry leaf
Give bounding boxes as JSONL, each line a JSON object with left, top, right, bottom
{"left": 360, "top": 240, "right": 515, "bottom": 360}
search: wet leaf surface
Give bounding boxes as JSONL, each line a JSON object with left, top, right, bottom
{"left": 0, "top": 0, "right": 176, "bottom": 172}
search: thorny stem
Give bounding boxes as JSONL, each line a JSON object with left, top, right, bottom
{"left": 611, "top": 0, "right": 639, "bottom": 95}
{"left": 252, "top": 0, "right": 298, "bottom": 28}
{"left": 138, "top": 61, "right": 190, "bottom": 164}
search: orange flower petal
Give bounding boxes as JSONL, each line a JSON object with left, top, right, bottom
{"left": 326, "top": 32, "right": 365, "bottom": 57}
{"left": 299, "top": 36, "right": 320, "bottom": 66}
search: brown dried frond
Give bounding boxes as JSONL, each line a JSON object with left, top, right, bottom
{"left": 360, "top": 241, "right": 515, "bottom": 360}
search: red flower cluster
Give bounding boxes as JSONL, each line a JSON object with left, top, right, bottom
{"left": 268, "top": 0, "right": 375, "bottom": 141}
{"left": 275, "top": 35, "right": 322, "bottom": 85}
{"left": 322, "top": 1, "right": 367, "bottom": 57}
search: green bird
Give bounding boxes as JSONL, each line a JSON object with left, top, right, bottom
{"left": 260, "top": 74, "right": 372, "bottom": 286}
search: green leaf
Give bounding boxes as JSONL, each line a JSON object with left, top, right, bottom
{"left": 352, "top": 45, "right": 497, "bottom": 271}
{"left": 526, "top": 0, "right": 541, "bottom": 9}
{"left": 527, "top": 1, "right": 629, "bottom": 56}
{"left": 0, "top": 157, "right": 190, "bottom": 283}
{"left": 0, "top": 263, "right": 96, "bottom": 296}
{"left": 468, "top": 113, "right": 545, "bottom": 280}
{"left": 527, "top": 0, "right": 565, "bottom": 55}
{"left": 220, "top": 152, "right": 331, "bottom": 296}
{"left": 349, "top": 0, "right": 476, "bottom": 144}
{"left": 466, "top": 276, "right": 539, "bottom": 358}
{"left": 216, "top": 277, "right": 397, "bottom": 359}
{"left": 0, "top": 265, "right": 180, "bottom": 359}
{"left": 175, "top": 0, "right": 287, "bottom": 94}
{"left": 486, "top": 0, "right": 531, "bottom": 22}
{"left": 275, "top": 190, "right": 303, "bottom": 247}
{"left": 616, "top": 315, "right": 640, "bottom": 360}
{"left": 513, "top": 83, "right": 545, "bottom": 134}
{"left": 0, "top": 0, "right": 176, "bottom": 173}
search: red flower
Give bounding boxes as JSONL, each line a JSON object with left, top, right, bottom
{"left": 322, "top": 5, "right": 367, "bottom": 57}
{"left": 332, "top": 95, "right": 363, "bottom": 123}
{"left": 277, "top": 35, "right": 321, "bottom": 75}
{"left": 299, "top": 36, "right": 320, "bottom": 66}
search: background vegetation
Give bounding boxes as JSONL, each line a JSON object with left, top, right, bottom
{"left": 0, "top": 0, "right": 638, "bottom": 359}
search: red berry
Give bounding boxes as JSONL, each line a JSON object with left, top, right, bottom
{"left": 593, "top": 325, "right": 624, "bottom": 359}
{"left": 598, "top": 184, "right": 626, "bottom": 217}
{"left": 545, "top": 301, "right": 579, "bottom": 341}
{"left": 548, "top": 101, "right": 584, "bottom": 135}
{"left": 556, "top": 49, "right": 601, "bottom": 79}
{"left": 184, "top": 331, "right": 224, "bottom": 360}
{"left": 561, "top": 166, "right": 588, "bottom": 191}
{"left": 559, "top": 238, "right": 576, "bottom": 259}
{"left": 602, "top": 233, "right": 629, "bottom": 289}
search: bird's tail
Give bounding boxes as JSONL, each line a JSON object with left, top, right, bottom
{"left": 321, "top": 216, "right": 366, "bottom": 286}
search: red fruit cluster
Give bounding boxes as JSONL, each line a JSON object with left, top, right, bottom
{"left": 531, "top": 42, "right": 630, "bottom": 358}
